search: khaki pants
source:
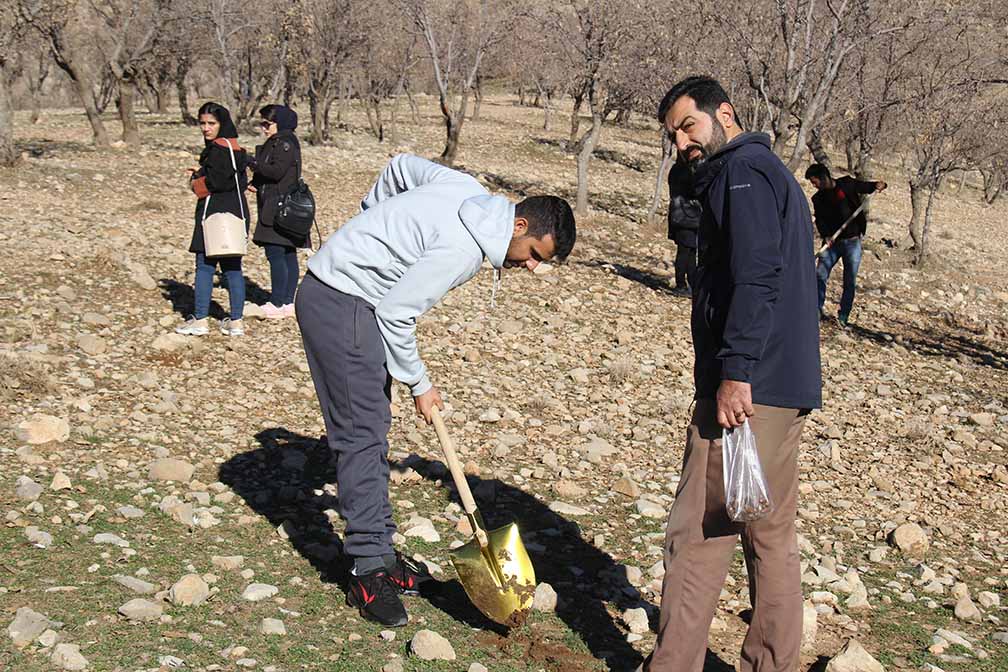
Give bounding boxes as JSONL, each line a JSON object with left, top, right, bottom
{"left": 641, "top": 400, "right": 807, "bottom": 672}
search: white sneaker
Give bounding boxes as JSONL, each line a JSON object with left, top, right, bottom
{"left": 220, "top": 318, "right": 244, "bottom": 336}
{"left": 281, "top": 303, "right": 296, "bottom": 318}
{"left": 175, "top": 316, "right": 209, "bottom": 336}
{"left": 262, "top": 303, "right": 286, "bottom": 319}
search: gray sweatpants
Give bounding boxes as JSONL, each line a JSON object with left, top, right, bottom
{"left": 295, "top": 272, "right": 396, "bottom": 559}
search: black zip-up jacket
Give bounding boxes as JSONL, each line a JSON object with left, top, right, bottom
{"left": 811, "top": 175, "right": 878, "bottom": 240}
{"left": 690, "top": 132, "right": 822, "bottom": 409}
{"left": 667, "top": 160, "right": 701, "bottom": 248}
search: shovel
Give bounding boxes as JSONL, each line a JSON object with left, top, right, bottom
{"left": 430, "top": 407, "right": 536, "bottom": 625}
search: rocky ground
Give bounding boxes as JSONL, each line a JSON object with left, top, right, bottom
{"left": 1, "top": 96, "right": 1007, "bottom": 672}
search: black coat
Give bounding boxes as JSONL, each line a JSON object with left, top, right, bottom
{"left": 667, "top": 160, "right": 701, "bottom": 249}
{"left": 810, "top": 175, "right": 878, "bottom": 240}
{"left": 251, "top": 131, "right": 305, "bottom": 248}
{"left": 189, "top": 139, "right": 251, "bottom": 253}
{"left": 690, "top": 132, "right": 822, "bottom": 410}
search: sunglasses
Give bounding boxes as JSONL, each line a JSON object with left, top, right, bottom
{"left": 259, "top": 121, "right": 274, "bottom": 129}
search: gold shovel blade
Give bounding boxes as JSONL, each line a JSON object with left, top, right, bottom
{"left": 450, "top": 521, "right": 536, "bottom": 625}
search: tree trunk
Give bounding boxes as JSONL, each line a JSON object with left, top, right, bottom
{"left": 117, "top": 80, "right": 140, "bottom": 145}
{"left": 71, "top": 72, "right": 111, "bottom": 147}
{"left": 805, "top": 128, "right": 831, "bottom": 172}
{"left": 472, "top": 77, "right": 482, "bottom": 121}
{"left": 176, "top": 78, "right": 197, "bottom": 125}
{"left": 908, "top": 178, "right": 925, "bottom": 253}
{"left": 543, "top": 94, "right": 552, "bottom": 131}
{"left": 845, "top": 134, "right": 859, "bottom": 174}
{"left": 389, "top": 95, "right": 401, "bottom": 146}
{"left": 771, "top": 123, "right": 791, "bottom": 159}
{"left": 914, "top": 182, "right": 939, "bottom": 266}
{"left": 574, "top": 111, "right": 603, "bottom": 217}
{"left": 308, "top": 91, "right": 327, "bottom": 145}
{"left": 568, "top": 91, "right": 584, "bottom": 149}
{"left": 0, "top": 70, "right": 18, "bottom": 167}
{"left": 647, "top": 130, "right": 675, "bottom": 229}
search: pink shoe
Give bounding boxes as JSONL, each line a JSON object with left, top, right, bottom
{"left": 262, "top": 303, "right": 285, "bottom": 319}
{"left": 281, "top": 303, "right": 296, "bottom": 318}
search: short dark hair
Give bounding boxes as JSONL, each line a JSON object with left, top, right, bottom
{"left": 657, "top": 76, "right": 733, "bottom": 125}
{"left": 805, "top": 163, "right": 831, "bottom": 180}
{"left": 516, "top": 195, "right": 576, "bottom": 262}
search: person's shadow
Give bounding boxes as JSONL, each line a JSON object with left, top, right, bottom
{"left": 219, "top": 427, "right": 735, "bottom": 672}
{"left": 159, "top": 276, "right": 271, "bottom": 319}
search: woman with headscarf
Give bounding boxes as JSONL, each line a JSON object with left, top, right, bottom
{"left": 249, "top": 104, "right": 304, "bottom": 318}
{"left": 178, "top": 101, "right": 250, "bottom": 336}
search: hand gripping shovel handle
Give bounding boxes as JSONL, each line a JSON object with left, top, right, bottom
{"left": 431, "top": 408, "right": 490, "bottom": 549}
{"left": 815, "top": 200, "right": 868, "bottom": 257}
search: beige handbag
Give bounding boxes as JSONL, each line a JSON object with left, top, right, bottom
{"left": 201, "top": 140, "right": 247, "bottom": 258}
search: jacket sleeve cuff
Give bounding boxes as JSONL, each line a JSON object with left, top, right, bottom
{"left": 191, "top": 176, "right": 209, "bottom": 199}
{"left": 721, "top": 357, "right": 754, "bottom": 384}
{"left": 410, "top": 374, "right": 432, "bottom": 397}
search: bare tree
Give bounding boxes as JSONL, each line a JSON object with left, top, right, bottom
{"left": 0, "top": 10, "right": 23, "bottom": 166}
{"left": 399, "top": 0, "right": 516, "bottom": 164}
{"left": 355, "top": 22, "right": 420, "bottom": 144}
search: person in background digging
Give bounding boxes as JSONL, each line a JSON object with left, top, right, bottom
{"left": 667, "top": 150, "right": 701, "bottom": 294}
{"left": 296, "top": 154, "right": 576, "bottom": 627}
{"left": 639, "top": 76, "right": 821, "bottom": 672}
{"left": 178, "top": 102, "right": 250, "bottom": 337}
{"left": 250, "top": 104, "right": 304, "bottom": 318}
{"left": 805, "top": 163, "right": 887, "bottom": 326}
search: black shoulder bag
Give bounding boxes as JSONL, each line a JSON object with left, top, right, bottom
{"left": 274, "top": 151, "right": 320, "bottom": 247}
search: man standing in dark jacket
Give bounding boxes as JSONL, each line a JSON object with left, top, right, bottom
{"left": 638, "top": 76, "right": 822, "bottom": 672}
{"left": 806, "top": 163, "right": 887, "bottom": 326}
{"left": 667, "top": 154, "right": 701, "bottom": 294}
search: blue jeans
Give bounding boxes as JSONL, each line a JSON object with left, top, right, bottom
{"left": 194, "top": 252, "right": 244, "bottom": 320}
{"left": 816, "top": 237, "right": 862, "bottom": 318}
{"left": 263, "top": 244, "right": 299, "bottom": 307}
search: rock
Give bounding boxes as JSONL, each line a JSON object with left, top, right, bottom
{"left": 469, "top": 664, "right": 489, "bottom": 672}
{"left": 403, "top": 516, "right": 441, "bottom": 543}
{"left": 622, "top": 607, "right": 649, "bottom": 634}
{"left": 380, "top": 630, "right": 396, "bottom": 641}
{"left": 554, "top": 479, "right": 586, "bottom": 498}
{"left": 148, "top": 458, "right": 195, "bottom": 482}
{"left": 7, "top": 607, "right": 55, "bottom": 647}
{"left": 118, "top": 598, "right": 163, "bottom": 622}
{"left": 212, "top": 555, "right": 245, "bottom": 571}
{"left": 92, "top": 533, "right": 129, "bottom": 547}
{"left": 170, "top": 574, "right": 210, "bottom": 606}
{"left": 978, "top": 591, "right": 1000, "bottom": 608}
{"left": 112, "top": 575, "right": 157, "bottom": 594}
{"left": 51, "top": 643, "right": 89, "bottom": 670}
{"left": 77, "top": 334, "right": 107, "bottom": 356}
{"left": 532, "top": 582, "right": 558, "bottom": 612}
{"left": 846, "top": 582, "right": 871, "bottom": 610}
{"left": 16, "top": 414, "right": 70, "bottom": 444}
{"left": 260, "top": 618, "right": 286, "bottom": 635}
{"left": 151, "top": 333, "right": 191, "bottom": 352}
{"left": 382, "top": 660, "right": 404, "bottom": 672}
{"left": 969, "top": 412, "right": 995, "bottom": 427}
{"left": 15, "top": 476, "right": 44, "bottom": 501}
{"left": 613, "top": 476, "right": 641, "bottom": 498}
{"left": 635, "top": 498, "right": 666, "bottom": 518}
{"left": 241, "top": 583, "right": 279, "bottom": 602}
{"left": 116, "top": 505, "right": 145, "bottom": 519}
{"left": 130, "top": 266, "right": 157, "bottom": 290}
{"left": 802, "top": 600, "right": 818, "bottom": 648}
{"left": 50, "top": 471, "right": 72, "bottom": 491}
{"left": 582, "top": 436, "right": 618, "bottom": 461}
{"left": 25, "top": 526, "right": 53, "bottom": 548}
{"left": 889, "top": 523, "right": 929, "bottom": 557}
{"left": 410, "top": 629, "right": 456, "bottom": 661}
{"left": 548, "top": 501, "right": 590, "bottom": 516}
{"left": 825, "top": 639, "right": 885, "bottom": 672}
{"left": 954, "top": 595, "right": 982, "bottom": 623}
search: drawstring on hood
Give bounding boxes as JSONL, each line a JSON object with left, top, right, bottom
{"left": 457, "top": 193, "right": 514, "bottom": 309}
{"left": 491, "top": 268, "right": 502, "bottom": 309}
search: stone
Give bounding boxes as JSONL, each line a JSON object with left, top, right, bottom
{"left": 212, "top": 555, "right": 245, "bottom": 571}
{"left": 403, "top": 516, "right": 441, "bottom": 543}
{"left": 25, "top": 526, "right": 53, "bottom": 548}
{"left": 623, "top": 607, "right": 649, "bottom": 634}
{"left": 116, "top": 505, "right": 145, "bottom": 519}
{"left": 148, "top": 458, "right": 195, "bottom": 482}
{"left": 382, "top": 660, "right": 404, "bottom": 672}
{"left": 7, "top": 607, "right": 55, "bottom": 647}
{"left": 260, "top": 618, "right": 286, "bottom": 635}
{"left": 889, "top": 523, "right": 929, "bottom": 557}
{"left": 533, "top": 582, "right": 558, "bottom": 612}
{"left": 410, "top": 629, "right": 456, "bottom": 661}
{"left": 16, "top": 414, "right": 70, "bottom": 444}
{"left": 112, "top": 575, "right": 157, "bottom": 594}
{"left": 130, "top": 266, "right": 157, "bottom": 290}
{"left": 241, "top": 583, "right": 279, "bottom": 602}
{"left": 613, "top": 476, "right": 641, "bottom": 498}
{"left": 51, "top": 643, "right": 89, "bottom": 670}
{"left": 118, "top": 599, "right": 163, "bottom": 622}
{"left": 15, "top": 476, "right": 44, "bottom": 501}
{"left": 170, "top": 574, "right": 210, "bottom": 606}
{"left": 954, "top": 595, "right": 982, "bottom": 623}
{"left": 969, "top": 412, "right": 995, "bottom": 427}
{"left": 635, "top": 498, "right": 666, "bottom": 518}
{"left": 977, "top": 591, "right": 1000, "bottom": 609}
{"left": 380, "top": 630, "right": 396, "bottom": 641}
{"left": 825, "top": 639, "right": 885, "bottom": 672}
{"left": 469, "top": 664, "right": 489, "bottom": 672}
{"left": 77, "top": 334, "right": 107, "bottom": 356}
{"left": 50, "top": 471, "right": 72, "bottom": 491}
{"left": 152, "top": 333, "right": 191, "bottom": 352}
{"left": 554, "top": 479, "right": 586, "bottom": 498}
{"left": 802, "top": 600, "right": 818, "bottom": 648}
{"left": 92, "top": 533, "right": 129, "bottom": 547}
{"left": 548, "top": 501, "right": 590, "bottom": 516}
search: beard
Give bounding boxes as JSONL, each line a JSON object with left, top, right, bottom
{"left": 683, "top": 121, "right": 728, "bottom": 171}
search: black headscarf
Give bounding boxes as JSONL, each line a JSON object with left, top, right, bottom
{"left": 272, "top": 105, "right": 298, "bottom": 133}
{"left": 197, "top": 102, "right": 239, "bottom": 163}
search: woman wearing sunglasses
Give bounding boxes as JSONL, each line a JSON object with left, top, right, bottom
{"left": 250, "top": 104, "right": 304, "bottom": 318}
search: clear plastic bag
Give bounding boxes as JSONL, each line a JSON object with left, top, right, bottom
{"left": 722, "top": 419, "right": 774, "bottom": 522}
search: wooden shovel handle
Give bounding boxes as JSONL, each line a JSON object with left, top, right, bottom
{"left": 431, "top": 407, "right": 480, "bottom": 517}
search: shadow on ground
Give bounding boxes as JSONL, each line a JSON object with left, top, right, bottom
{"left": 217, "top": 427, "right": 744, "bottom": 671}
{"left": 158, "top": 276, "right": 271, "bottom": 319}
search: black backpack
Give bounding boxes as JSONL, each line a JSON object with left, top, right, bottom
{"left": 274, "top": 156, "right": 318, "bottom": 244}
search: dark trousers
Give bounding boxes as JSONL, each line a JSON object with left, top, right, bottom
{"left": 674, "top": 243, "right": 697, "bottom": 289}
{"left": 263, "top": 243, "right": 299, "bottom": 307}
{"left": 295, "top": 272, "right": 396, "bottom": 559}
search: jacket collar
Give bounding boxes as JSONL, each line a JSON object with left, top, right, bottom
{"left": 690, "top": 132, "right": 772, "bottom": 195}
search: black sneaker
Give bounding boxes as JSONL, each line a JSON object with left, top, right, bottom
{"left": 346, "top": 569, "right": 408, "bottom": 627}
{"left": 385, "top": 552, "right": 431, "bottom": 596}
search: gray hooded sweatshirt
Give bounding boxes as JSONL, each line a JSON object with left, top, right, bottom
{"left": 306, "top": 154, "right": 513, "bottom": 397}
